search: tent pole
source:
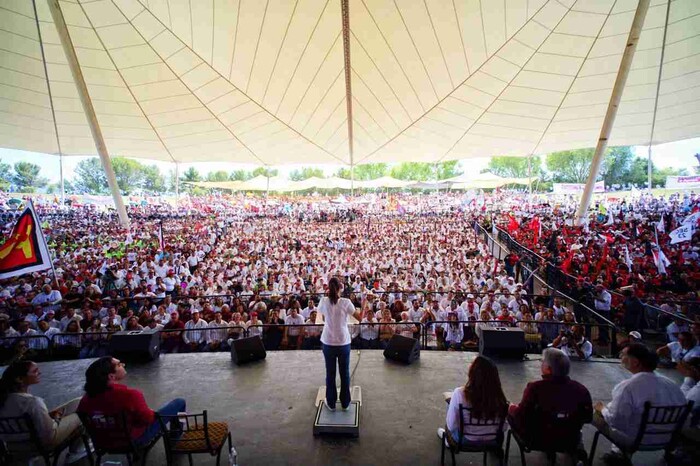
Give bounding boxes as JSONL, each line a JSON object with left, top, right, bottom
{"left": 45, "top": 0, "right": 129, "bottom": 227}
{"left": 59, "top": 154, "right": 65, "bottom": 206}
{"left": 266, "top": 170, "right": 270, "bottom": 197}
{"left": 647, "top": 0, "right": 672, "bottom": 191}
{"left": 174, "top": 163, "right": 180, "bottom": 205}
{"left": 527, "top": 155, "right": 532, "bottom": 195}
{"left": 575, "top": 0, "right": 650, "bottom": 226}
{"left": 350, "top": 165, "right": 355, "bottom": 196}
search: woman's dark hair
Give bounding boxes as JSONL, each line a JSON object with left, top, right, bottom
{"left": 84, "top": 356, "right": 116, "bottom": 397}
{"left": 0, "top": 360, "right": 34, "bottom": 408}
{"left": 464, "top": 356, "right": 508, "bottom": 421}
{"left": 328, "top": 277, "right": 341, "bottom": 305}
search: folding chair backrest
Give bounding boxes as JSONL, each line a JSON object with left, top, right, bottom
{"left": 457, "top": 404, "right": 506, "bottom": 446}
{"left": 0, "top": 414, "right": 45, "bottom": 453}
{"left": 78, "top": 411, "right": 135, "bottom": 453}
{"left": 633, "top": 401, "right": 694, "bottom": 452}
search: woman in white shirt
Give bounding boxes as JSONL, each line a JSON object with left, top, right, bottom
{"left": 0, "top": 361, "right": 86, "bottom": 462}
{"left": 318, "top": 277, "right": 362, "bottom": 410}
{"left": 438, "top": 356, "right": 508, "bottom": 446}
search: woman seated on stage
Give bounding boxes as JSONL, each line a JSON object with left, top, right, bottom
{"left": 438, "top": 356, "right": 508, "bottom": 447}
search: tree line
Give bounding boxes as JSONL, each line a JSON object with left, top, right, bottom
{"left": 0, "top": 147, "right": 690, "bottom": 195}
{"left": 487, "top": 146, "right": 689, "bottom": 189}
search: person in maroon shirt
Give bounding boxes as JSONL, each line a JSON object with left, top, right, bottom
{"left": 161, "top": 311, "right": 185, "bottom": 353}
{"left": 77, "top": 356, "right": 185, "bottom": 446}
{"left": 508, "top": 348, "right": 592, "bottom": 461}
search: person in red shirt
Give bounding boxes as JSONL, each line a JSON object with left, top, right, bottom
{"left": 77, "top": 356, "right": 185, "bottom": 446}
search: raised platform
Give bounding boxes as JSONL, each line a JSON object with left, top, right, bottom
{"left": 16, "top": 351, "right": 683, "bottom": 465}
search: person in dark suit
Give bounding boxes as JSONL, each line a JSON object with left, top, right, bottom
{"left": 508, "top": 348, "right": 592, "bottom": 461}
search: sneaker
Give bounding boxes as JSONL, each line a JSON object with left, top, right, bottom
{"left": 437, "top": 427, "right": 446, "bottom": 440}
{"left": 323, "top": 400, "right": 336, "bottom": 411}
{"left": 65, "top": 444, "right": 93, "bottom": 464}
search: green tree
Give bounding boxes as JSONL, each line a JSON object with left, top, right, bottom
{"left": 12, "top": 162, "right": 47, "bottom": 192}
{"left": 111, "top": 157, "right": 144, "bottom": 193}
{"left": 390, "top": 162, "right": 434, "bottom": 181}
{"left": 251, "top": 167, "right": 278, "bottom": 178}
{"left": 142, "top": 164, "right": 166, "bottom": 192}
{"left": 545, "top": 149, "right": 595, "bottom": 183}
{"left": 435, "top": 160, "right": 463, "bottom": 180}
{"left": 230, "top": 170, "right": 252, "bottom": 181}
{"left": 335, "top": 163, "right": 388, "bottom": 180}
{"left": 487, "top": 156, "right": 542, "bottom": 178}
{"left": 206, "top": 170, "right": 230, "bottom": 182}
{"left": 0, "top": 159, "right": 11, "bottom": 191}
{"left": 181, "top": 167, "right": 201, "bottom": 183}
{"left": 289, "top": 167, "right": 325, "bottom": 181}
{"left": 601, "top": 146, "right": 635, "bottom": 187}
{"left": 74, "top": 158, "right": 108, "bottom": 194}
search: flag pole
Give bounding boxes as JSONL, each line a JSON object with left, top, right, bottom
{"left": 30, "top": 199, "right": 60, "bottom": 289}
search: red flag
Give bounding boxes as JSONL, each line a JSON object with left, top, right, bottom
{"left": 0, "top": 202, "right": 52, "bottom": 279}
{"left": 507, "top": 215, "right": 519, "bottom": 233}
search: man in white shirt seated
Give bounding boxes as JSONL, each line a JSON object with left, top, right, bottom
{"left": 551, "top": 325, "right": 593, "bottom": 361}
{"left": 657, "top": 332, "right": 700, "bottom": 366}
{"left": 183, "top": 310, "right": 208, "bottom": 352}
{"left": 678, "top": 357, "right": 700, "bottom": 428}
{"left": 593, "top": 343, "right": 687, "bottom": 457}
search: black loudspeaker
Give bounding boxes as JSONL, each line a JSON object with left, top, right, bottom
{"left": 479, "top": 327, "right": 526, "bottom": 359}
{"left": 231, "top": 336, "right": 267, "bottom": 365}
{"left": 109, "top": 330, "right": 160, "bottom": 361}
{"left": 383, "top": 334, "right": 420, "bottom": 364}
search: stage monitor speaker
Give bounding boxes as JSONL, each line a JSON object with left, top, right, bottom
{"left": 478, "top": 327, "right": 526, "bottom": 359}
{"left": 383, "top": 334, "right": 420, "bottom": 364}
{"left": 109, "top": 330, "right": 160, "bottom": 362}
{"left": 231, "top": 336, "right": 266, "bottom": 365}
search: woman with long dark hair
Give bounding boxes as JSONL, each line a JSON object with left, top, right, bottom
{"left": 438, "top": 356, "right": 508, "bottom": 446}
{"left": 0, "top": 360, "right": 86, "bottom": 462}
{"left": 318, "top": 276, "right": 362, "bottom": 410}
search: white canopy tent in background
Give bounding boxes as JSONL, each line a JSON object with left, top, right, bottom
{"left": 1, "top": 0, "right": 698, "bottom": 224}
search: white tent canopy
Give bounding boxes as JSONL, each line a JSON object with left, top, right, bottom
{"left": 1, "top": 0, "right": 699, "bottom": 167}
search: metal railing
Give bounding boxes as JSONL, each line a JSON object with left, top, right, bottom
{"left": 1, "top": 317, "right": 620, "bottom": 364}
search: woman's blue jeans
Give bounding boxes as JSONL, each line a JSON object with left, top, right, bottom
{"left": 322, "top": 343, "right": 351, "bottom": 409}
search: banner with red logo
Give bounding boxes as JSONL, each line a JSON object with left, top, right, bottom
{"left": 0, "top": 202, "right": 52, "bottom": 280}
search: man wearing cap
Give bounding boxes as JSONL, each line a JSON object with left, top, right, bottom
{"left": 161, "top": 311, "right": 185, "bottom": 353}
{"left": 183, "top": 310, "right": 208, "bottom": 352}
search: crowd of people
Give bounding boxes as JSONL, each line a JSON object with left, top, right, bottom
{"left": 490, "top": 191, "right": 700, "bottom": 320}
{"left": 0, "top": 190, "right": 697, "bottom": 365}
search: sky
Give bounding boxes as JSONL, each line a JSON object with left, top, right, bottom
{"left": 0, "top": 138, "right": 699, "bottom": 184}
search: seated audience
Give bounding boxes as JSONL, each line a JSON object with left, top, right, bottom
{"left": 509, "top": 348, "right": 592, "bottom": 461}
{"left": 657, "top": 331, "right": 700, "bottom": 365}
{"left": 77, "top": 356, "right": 186, "bottom": 446}
{"left": 593, "top": 344, "right": 687, "bottom": 458}
{"left": 552, "top": 325, "right": 593, "bottom": 360}
{"left": 0, "top": 360, "right": 87, "bottom": 463}
{"left": 438, "top": 356, "right": 508, "bottom": 448}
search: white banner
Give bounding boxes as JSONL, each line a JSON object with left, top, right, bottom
{"left": 669, "top": 224, "right": 694, "bottom": 244}
{"left": 552, "top": 181, "right": 605, "bottom": 194}
{"left": 682, "top": 212, "right": 700, "bottom": 226}
{"left": 666, "top": 175, "right": 700, "bottom": 189}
